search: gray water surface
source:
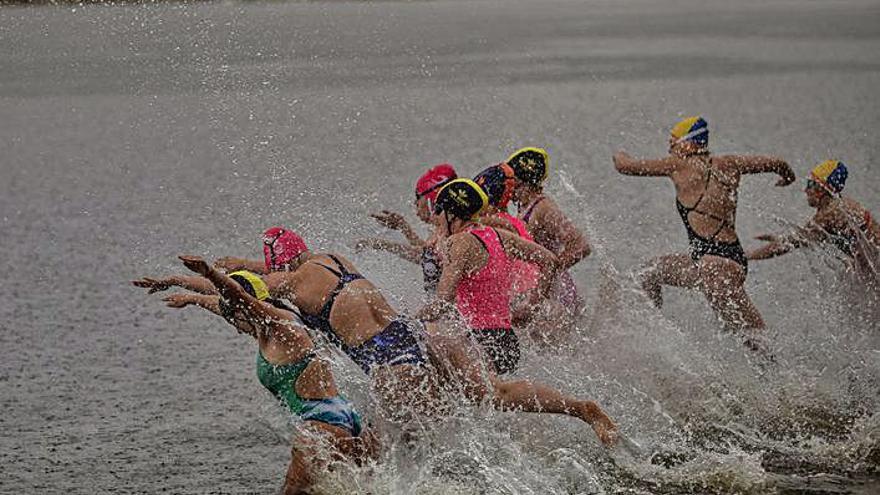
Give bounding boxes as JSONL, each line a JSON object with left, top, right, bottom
{"left": 2, "top": 0, "right": 879, "bottom": 493}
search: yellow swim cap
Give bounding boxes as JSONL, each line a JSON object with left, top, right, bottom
{"left": 671, "top": 116, "right": 709, "bottom": 147}
{"left": 434, "top": 178, "right": 489, "bottom": 220}
{"left": 506, "top": 147, "right": 549, "bottom": 185}
{"left": 229, "top": 271, "right": 270, "bottom": 301}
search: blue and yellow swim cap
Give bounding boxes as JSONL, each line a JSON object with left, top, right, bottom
{"left": 810, "top": 160, "right": 848, "bottom": 195}
{"left": 229, "top": 271, "right": 270, "bottom": 301}
{"left": 670, "top": 116, "right": 709, "bottom": 147}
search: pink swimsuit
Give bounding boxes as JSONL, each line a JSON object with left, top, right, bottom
{"left": 519, "top": 196, "right": 584, "bottom": 312}
{"left": 456, "top": 226, "right": 512, "bottom": 329}
{"left": 496, "top": 212, "right": 540, "bottom": 293}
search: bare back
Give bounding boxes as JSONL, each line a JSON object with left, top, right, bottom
{"left": 270, "top": 254, "right": 398, "bottom": 347}
{"left": 669, "top": 154, "right": 742, "bottom": 244}
{"left": 815, "top": 197, "right": 880, "bottom": 280}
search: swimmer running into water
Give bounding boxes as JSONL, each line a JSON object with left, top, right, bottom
{"left": 613, "top": 116, "right": 795, "bottom": 350}
{"left": 216, "top": 226, "right": 619, "bottom": 445}
{"left": 507, "top": 147, "right": 591, "bottom": 315}
{"left": 748, "top": 160, "right": 879, "bottom": 289}
{"left": 416, "top": 178, "right": 564, "bottom": 374}
{"left": 356, "top": 164, "right": 457, "bottom": 294}
{"left": 473, "top": 163, "right": 573, "bottom": 343}
{"left": 137, "top": 259, "right": 377, "bottom": 495}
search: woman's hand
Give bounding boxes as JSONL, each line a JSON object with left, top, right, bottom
{"left": 213, "top": 257, "right": 243, "bottom": 272}
{"left": 612, "top": 151, "right": 632, "bottom": 170}
{"left": 132, "top": 277, "right": 172, "bottom": 294}
{"left": 163, "top": 293, "right": 193, "bottom": 308}
{"left": 370, "top": 210, "right": 407, "bottom": 230}
{"left": 775, "top": 162, "right": 796, "bottom": 186}
{"left": 179, "top": 255, "right": 211, "bottom": 276}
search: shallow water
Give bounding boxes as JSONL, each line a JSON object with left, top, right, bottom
{"left": 1, "top": 0, "right": 878, "bottom": 493}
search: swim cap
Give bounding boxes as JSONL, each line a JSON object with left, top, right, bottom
{"left": 415, "top": 164, "right": 458, "bottom": 203}
{"left": 263, "top": 227, "right": 308, "bottom": 272}
{"left": 810, "top": 160, "right": 848, "bottom": 195}
{"left": 229, "top": 270, "right": 270, "bottom": 301}
{"left": 506, "top": 147, "right": 549, "bottom": 185}
{"left": 474, "top": 163, "right": 516, "bottom": 209}
{"left": 670, "top": 116, "right": 709, "bottom": 147}
{"left": 434, "top": 178, "right": 489, "bottom": 220}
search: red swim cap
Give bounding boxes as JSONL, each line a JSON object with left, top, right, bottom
{"left": 415, "top": 164, "right": 457, "bottom": 202}
{"left": 263, "top": 226, "right": 308, "bottom": 271}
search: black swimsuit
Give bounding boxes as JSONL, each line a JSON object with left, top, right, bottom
{"left": 420, "top": 247, "right": 441, "bottom": 294}
{"left": 826, "top": 210, "right": 872, "bottom": 258}
{"left": 675, "top": 165, "right": 748, "bottom": 271}
{"left": 298, "top": 255, "right": 426, "bottom": 375}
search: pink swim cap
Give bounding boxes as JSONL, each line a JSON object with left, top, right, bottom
{"left": 415, "top": 164, "right": 457, "bottom": 203}
{"left": 263, "top": 226, "right": 308, "bottom": 271}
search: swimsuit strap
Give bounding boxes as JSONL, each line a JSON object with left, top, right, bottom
{"left": 676, "top": 159, "right": 734, "bottom": 241}
{"left": 314, "top": 255, "right": 364, "bottom": 320}
{"left": 521, "top": 195, "right": 546, "bottom": 223}
{"left": 469, "top": 226, "right": 502, "bottom": 255}
{"left": 298, "top": 255, "right": 366, "bottom": 351}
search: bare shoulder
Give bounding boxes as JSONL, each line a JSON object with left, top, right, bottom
{"left": 712, "top": 154, "right": 743, "bottom": 171}
{"left": 448, "top": 230, "right": 482, "bottom": 251}
{"left": 812, "top": 206, "right": 837, "bottom": 227}
{"left": 533, "top": 196, "right": 562, "bottom": 223}
{"left": 842, "top": 196, "right": 866, "bottom": 214}
{"left": 815, "top": 201, "right": 852, "bottom": 229}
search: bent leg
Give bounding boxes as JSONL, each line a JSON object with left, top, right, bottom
{"left": 638, "top": 253, "right": 701, "bottom": 307}
{"left": 489, "top": 377, "right": 617, "bottom": 446}
{"left": 282, "top": 422, "right": 372, "bottom": 495}
{"left": 423, "top": 323, "right": 617, "bottom": 446}
{"left": 525, "top": 300, "right": 575, "bottom": 347}
{"left": 372, "top": 364, "right": 447, "bottom": 421}
{"left": 282, "top": 447, "right": 312, "bottom": 495}
{"left": 699, "top": 256, "right": 764, "bottom": 330}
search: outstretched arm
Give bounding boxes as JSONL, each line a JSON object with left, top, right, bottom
{"left": 163, "top": 292, "right": 222, "bottom": 313}
{"left": 354, "top": 237, "right": 422, "bottom": 264}
{"left": 132, "top": 275, "right": 218, "bottom": 295}
{"left": 613, "top": 152, "right": 677, "bottom": 177}
{"left": 370, "top": 210, "right": 426, "bottom": 248}
{"left": 213, "top": 257, "right": 268, "bottom": 275}
{"left": 161, "top": 292, "right": 260, "bottom": 337}
{"left": 535, "top": 204, "right": 590, "bottom": 269}
{"left": 747, "top": 222, "right": 827, "bottom": 260}
{"left": 179, "top": 256, "right": 293, "bottom": 324}
{"left": 498, "top": 229, "right": 560, "bottom": 299}
{"left": 727, "top": 155, "right": 795, "bottom": 186}
{"left": 416, "top": 236, "right": 476, "bottom": 321}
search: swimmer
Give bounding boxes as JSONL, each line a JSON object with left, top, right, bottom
{"left": 138, "top": 259, "right": 377, "bottom": 495}
{"left": 613, "top": 116, "right": 795, "bottom": 351}
{"left": 474, "top": 163, "right": 573, "bottom": 342}
{"left": 356, "top": 164, "right": 458, "bottom": 293}
{"left": 416, "top": 178, "right": 563, "bottom": 374}
{"left": 507, "top": 147, "right": 590, "bottom": 315}
{"left": 748, "top": 160, "right": 879, "bottom": 289}
{"left": 214, "top": 225, "right": 310, "bottom": 275}
{"left": 216, "top": 226, "right": 619, "bottom": 445}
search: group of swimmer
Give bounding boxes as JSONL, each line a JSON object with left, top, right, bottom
{"left": 133, "top": 115, "right": 878, "bottom": 494}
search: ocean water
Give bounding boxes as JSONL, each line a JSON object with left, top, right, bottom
{"left": 1, "top": 0, "right": 878, "bottom": 493}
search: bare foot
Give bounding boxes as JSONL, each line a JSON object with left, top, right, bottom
{"left": 580, "top": 401, "right": 618, "bottom": 447}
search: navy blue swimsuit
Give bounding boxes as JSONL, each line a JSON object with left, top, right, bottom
{"left": 298, "top": 255, "right": 426, "bottom": 375}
